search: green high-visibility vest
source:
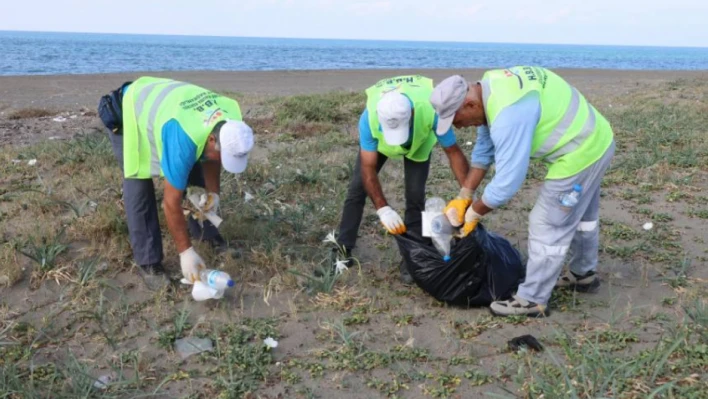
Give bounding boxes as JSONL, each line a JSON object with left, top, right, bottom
{"left": 121, "top": 77, "right": 243, "bottom": 179}
{"left": 365, "top": 75, "right": 437, "bottom": 162}
{"left": 481, "top": 66, "right": 614, "bottom": 179}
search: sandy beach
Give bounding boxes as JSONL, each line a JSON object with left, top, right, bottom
{"left": 1, "top": 68, "right": 706, "bottom": 110}
{"left": 1, "top": 68, "right": 707, "bottom": 397}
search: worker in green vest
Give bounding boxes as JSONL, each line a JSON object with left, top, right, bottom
{"left": 99, "top": 77, "right": 254, "bottom": 289}
{"left": 430, "top": 67, "right": 615, "bottom": 317}
{"left": 335, "top": 75, "right": 470, "bottom": 283}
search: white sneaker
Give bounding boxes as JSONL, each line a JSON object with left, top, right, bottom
{"left": 490, "top": 294, "right": 549, "bottom": 317}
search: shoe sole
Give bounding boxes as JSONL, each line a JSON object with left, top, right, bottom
{"left": 489, "top": 307, "right": 550, "bottom": 318}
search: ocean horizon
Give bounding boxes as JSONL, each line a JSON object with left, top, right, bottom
{"left": 2, "top": 30, "right": 708, "bottom": 76}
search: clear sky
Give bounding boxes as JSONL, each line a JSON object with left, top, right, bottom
{"left": 2, "top": 0, "right": 707, "bottom": 47}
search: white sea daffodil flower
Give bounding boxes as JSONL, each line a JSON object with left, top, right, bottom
{"left": 334, "top": 258, "right": 349, "bottom": 275}
{"left": 323, "top": 231, "right": 337, "bottom": 245}
{"left": 263, "top": 337, "right": 279, "bottom": 349}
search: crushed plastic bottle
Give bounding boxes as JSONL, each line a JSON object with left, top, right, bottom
{"left": 425, "top": 197, "right": 453, "bottom": 261}
{"left": 199, "top": 269, "right": 234, "bottom": 290}
{"left": 425, "top": 197, "right": 446, "bottom": 213}
{"left": 431, "top": 214, "right": 453, "bottom": 261}
{"left": 559, "top": 184, "right": 582, "bottom": 209}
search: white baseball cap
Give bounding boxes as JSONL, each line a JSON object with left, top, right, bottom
{"left": 376, "top": 91, "right": 412, "bottom": 146}
{"left": 220, "top": 120, "right": 254, "bottom": 174}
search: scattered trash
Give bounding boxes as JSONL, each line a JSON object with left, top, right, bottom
{"left": 174, "top": 337, "right": 213, "bottom": 360}
{"left": 643, "top": 222, "right": 654, "bottom": 231}
{"left": 27, "top": 159, "right": 37, "bottom": 166}
{"left": 11, "top": 159, "right": 21, "bottom": 164}
{"left": 187, "top": 280, "right": 225, "bottom": 301}
{"left": 263, "top": 337, "right": 279, "bottom": 349}
{"left": 69, "top": 115, "right": 77, "bottom": 119}
{"left": 465, "top": 141, "right": 473, "bottom": 146}
{"left": 52, "top": 116, "right": 67, "bottom": 122}
{"left": 93, "top": 374, "right": 113, "bottom": 390}
{"left": 186, "top": 193, "right": 222, "bottom": 228}
{"left": 48, "top": 136, "right": 61, "bottom": 140}
{"left": 200, "top": 269, "right": 234, "bottom": 290}
{"left": 507, "top": 334, "right": 544, "bottom": 353}
{"left": 244, "top": 192, "right": 254, "bottom": 202}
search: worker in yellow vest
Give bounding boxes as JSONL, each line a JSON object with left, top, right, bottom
{"left": 98, "top": 77, "right": 254, "bottom": 289}
{"left": 334, "top": 75, "right": 470, "bottom": 284}
{"left": 430, "top": 67, "right": 615, "bottom": 317}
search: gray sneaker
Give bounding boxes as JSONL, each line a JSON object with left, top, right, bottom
{"left": 490, "top": 294, "right": 549, "bottom": 317}
{"left": 556, "top": 270, "right": 601, "bottom": 293}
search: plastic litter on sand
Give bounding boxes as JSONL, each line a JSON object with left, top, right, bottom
{"left": 93, "top": 374, "right": 113, "bottom": 390}
{"left": 174, "top": 337, "right": 213, "bottom": 359}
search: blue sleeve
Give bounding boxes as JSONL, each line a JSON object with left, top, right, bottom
{"left": 161, "top": 119, "right": 197, "bottom": 191}
{"left": 358, "top": 110, "right": 378, "bottom": 152}
{"left": 432, "top": 114, "right": 457, "bottom": 148}
{"left": 471, "top": 125, "right": 495, "bottom": 169}
{"left": 481, "top": 92, "right": 540, "bottom": 209}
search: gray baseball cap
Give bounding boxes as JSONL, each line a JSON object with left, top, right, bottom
{"left": 430, "top": 75, "right": 469, "bottom": 135}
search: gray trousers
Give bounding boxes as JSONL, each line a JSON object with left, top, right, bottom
{"left": 337, "top": 151, "right": 430, "bottom": 251}
{"left": 107, "top": 128, "right": 215, "bottom": 266}
{"left": 517, "top": 141, "right": 615, "bottom": 305}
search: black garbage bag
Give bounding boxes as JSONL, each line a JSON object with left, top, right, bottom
{"left": 394, "top": 224, "right": 525, "bottom": 307}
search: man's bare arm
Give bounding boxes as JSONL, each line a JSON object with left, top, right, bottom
{"left": 360, "top": 150, "right": 387, "bottom": 209}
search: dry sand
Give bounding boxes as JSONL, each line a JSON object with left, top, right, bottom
{"left": 2, "top": 68, "right": 705, "bottom": 147}
{"left": 1, "top": 69, "right": 706, "bottom": 397}
{"left": 1, "top": 69, "right": 707, "bottom": 110}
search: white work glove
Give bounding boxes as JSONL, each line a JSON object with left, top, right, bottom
{"left": 460, "top": 205, "right": 483, "bottom": 237}
{"left": 198, "top": 192, "right": 220, "bottom": 214}
{"left": 179, "top": 247, "right": 205, "bottom": 284}
{"left": 376, "top": 206, "right": 406, "bottom": 235}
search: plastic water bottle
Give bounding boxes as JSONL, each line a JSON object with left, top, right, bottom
{"left": 425, "top": 197, "right": 446, "bottom": 212}
{"left": 431, "top": 214, "right": 454, "bottom": 235}
{"left": 431, "top": 214, "right": 453, "bottom": 261}
{"left": 199, "top": 269, "right": 235, "bottom": 290}
{"left": 559, "top": 184, "right": 582, "bottom": 208}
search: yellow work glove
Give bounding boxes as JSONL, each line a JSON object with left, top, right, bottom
{"left": 444, "top": 187, "right": 474, "bottom": 227}
{"left": 376, "top": 206, "right": 407, "bottom": 235}
{"left": 461, "top": 206, "right": 483, "bottom": 237}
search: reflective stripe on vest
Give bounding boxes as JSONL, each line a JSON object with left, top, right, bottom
{"left": 134, "top": 82, "right": 188, "bottom": 176}
{"left": 546, "top": 104, "right": 597, "bottom": 162}
{"left": 481, "top": 78, "right": 596, "bottom": 162}
{"left": 531, "top": 87, "right": 581, "bottom": 158}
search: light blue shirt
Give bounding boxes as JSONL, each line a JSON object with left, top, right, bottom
{"left": 160, "top": 119, "right": 198, "bottom": 191}
{"left": 472, "top": 92, "right": 541, "bottom": 208}
{"left": 359, "top": 108, "right": 457, "bottom": 152}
